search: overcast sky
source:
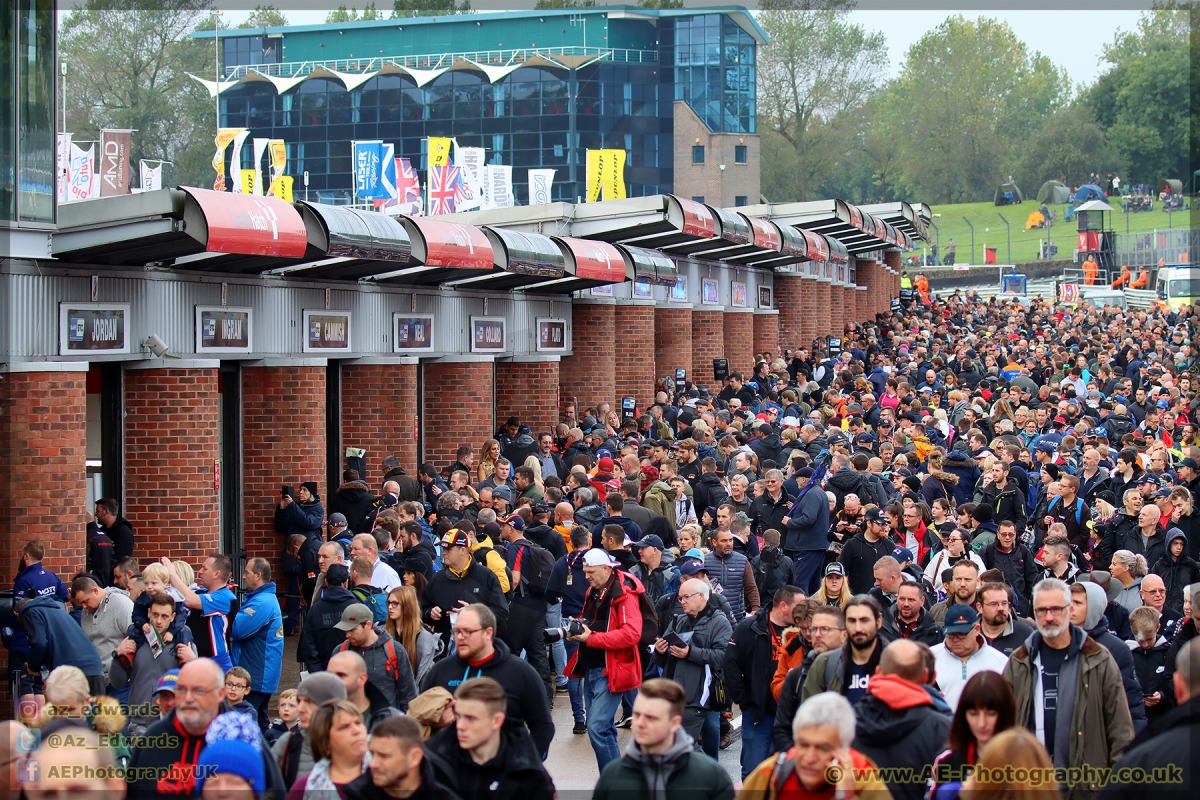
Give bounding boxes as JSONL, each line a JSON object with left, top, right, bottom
{"left": 205, "top": 6, "right": 1144, "bottom": 89}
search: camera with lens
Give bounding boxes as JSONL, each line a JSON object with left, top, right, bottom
{"left": 544, "top": 618, "right": 586, "bottom": 642}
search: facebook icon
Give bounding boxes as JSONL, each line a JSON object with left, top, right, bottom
{"left": 16, "top": 758, "right": 39, "bottom": 784}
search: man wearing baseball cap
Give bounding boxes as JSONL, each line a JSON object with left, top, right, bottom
{"left": 564, "top": 548, "right": 647, "bottom": 771}
{"left": 422, "top": 527, "right": 510, "bottom": 656}
{"left": 333, "top": 603, "right": 418, "bottom": 712}
{"left": 930, "top": 604, "right": 1009, "bottom": 711}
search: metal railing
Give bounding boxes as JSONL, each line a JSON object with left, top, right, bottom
{"left": 223, "top": 46, "right": 657, "bottom": 80}
{"left": 1114, "top": 228, "right": 1200, "bottom": 268}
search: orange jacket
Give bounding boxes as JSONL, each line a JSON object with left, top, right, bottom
{"left": 770, "top": 628, "right": 808, "bottom": 701}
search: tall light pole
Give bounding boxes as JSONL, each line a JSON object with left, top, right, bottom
{"left": 60, "top": 62, "right": 66, "bottom": 134}
{"left": 214, "top": 9, "right": 222, "bottom": 135}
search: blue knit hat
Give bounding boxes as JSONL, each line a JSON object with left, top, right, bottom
{"left": 196, "top": 739, "right": 265, "bottom": 793}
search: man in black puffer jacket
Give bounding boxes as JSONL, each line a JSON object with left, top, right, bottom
{"left": 329, "top": 470, "right": 377, "bottom": 534}
{"left": 851, "top": 639, "right": 951, "bottom": 800}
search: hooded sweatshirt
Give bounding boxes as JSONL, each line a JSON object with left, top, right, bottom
{"left": 1081, "top": 582, "right": 1147, "bottom": 734}
{"left": 1150, "top": 528, "right": 1199, "bottom": 611}
{"left": 852, "top": 674, "right": 952, "bottom": 800}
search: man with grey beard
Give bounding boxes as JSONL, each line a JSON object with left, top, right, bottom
{"left": 1002, "top": 578, "right": 1133, "bottom": 790}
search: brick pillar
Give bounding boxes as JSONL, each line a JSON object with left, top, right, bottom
{"left": 341, "top": 362, "right": 419, "bottom": 479}
{"left": 423, "top": 360, "right": 494, "bottom": 470}
{"left": 855, "top": 287, "right": 869, "bottom": 326}
{"left": 0, "top": 369, "right": 88, "bottom": 579}
{"left": 753, "top": 311, "right": 779, "bottom": 359}
{"left": 691, "top": 310, "right": 725, "bottom": 394}
{"left": 655, "top": 307, "right": 692, "bottom": 386}
{"left": 242, "top": 364, "right": 326, "bottom": 590}
{"left": 798, "top": 278, "right": 818, "bottom": 349}
{"left": 884, "top": 251, "right": 902, "bottom": 310}
{"left": 614, "top": 302, "right": 656, "bottom": 408}
{"left": 829, "top": 285, "right": 845, "bottom": 338}
{"left": 496, "top": 358, "right": 560, "bottom": 434}
{"left": 813, "top": 279, "right": 832, "bottom": 340}
{"left": 856, "top": 258, "right": 878, "bottom": 319}
{"left": 560, "top": 302, "right": 615, "bottom": 412}
{"left": 774, "top": 274, "right": 805, "bottom": 354}
{"left": 124, "top": 365, "right": 221, "bottom": 562}
{"left": 723, "top": 310, "right": 754, "bottom": 376}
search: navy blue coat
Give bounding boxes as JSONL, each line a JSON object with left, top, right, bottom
{"left": 17, "top": 594, "right": 104, "bottom": 678}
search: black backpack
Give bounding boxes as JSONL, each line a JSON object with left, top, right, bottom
{"left": 513, "top": 539, "right": 555, "bottom": 595}
{"left": 624, "top": 574, "right": 660, "bottom": 650}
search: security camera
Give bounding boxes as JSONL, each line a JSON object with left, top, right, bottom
{"left": 144, "top": 334, "right": 173, "bottom": 358}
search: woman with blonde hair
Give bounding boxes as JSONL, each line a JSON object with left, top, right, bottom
{"left": 961, "top": 728, "right": 1060, "bottom": 800}
{"left": 478, "top": 439, "right": 500, "bottom": 483}
{"left": 813, "top": 563, "right": 852, "bottom": 608}
{"left": 677, "top": 523, "right": 707, "bottom": 555}
{"left": 385, "top": 586, "right": 438, "bottom": 684}
{"left": 523, "top": 454, "right": 546, "bottom": 493}
{"left": 40, "top": 666, "right": 130, "bottom": 767}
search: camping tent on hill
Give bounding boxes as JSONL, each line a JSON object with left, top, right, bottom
{"left": 994, "top": 181, "right": 1023, "bottom": 206}
{"left": 1037, "top": 180, "right": 1070, "bottom": 205}
{"left": 1072, "top": 184, "right": 1105, "bottom": 204}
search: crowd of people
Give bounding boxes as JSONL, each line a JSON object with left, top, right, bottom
{"left": 4, "top": 286, "right": 1200, "bottom": 800}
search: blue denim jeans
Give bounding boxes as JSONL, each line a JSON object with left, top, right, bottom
{"left": 702, "top": 710, "right": 721, "bottom": 759}
{"left": 740, "top": 711, "right": 777, "bottom": 779}
{"left": 545, "top": 603, "right": 568, "bottom": 686}
{"left": 564, "top": 641, "right": 584, "bottom": 723}
{"left": 584, "top": 667, "right": 622, "bottom": 771}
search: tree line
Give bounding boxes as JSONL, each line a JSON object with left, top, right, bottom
{"left": 758, "top": 6, "right": 1190, "bottom": 205}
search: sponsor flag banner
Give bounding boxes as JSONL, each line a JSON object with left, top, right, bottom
{"left": 228, "top": 130, "right": 250, "bottom": 193}
{"left": 212, "top": 128, "right": 246, "bottom": 191}
{"left": 586, "top": 149, "right": 602, "bottom": 202}
{"left": 428, "top": 165, "right": 466, "bottom": 215}
{"left": 353, "top": 140, "right": 384, "bottom": 198}
{"left": 529, "top": 169, "right": 555, "bottom": 205}
{"left": 453, "top": 142, "right": 484, "bottom": 211}
{"left": 239, "top": 169, "right": 257, "bottom": 195}
{"left": 140, "top": 161, "right": 162, "bottom": 192}
{"left": 377, "top": 157, "right": 421, "bottom": 216}
{"left": 251, "top": 138, "right": 270, "bottom": 194}
{"left": 68, "top": 143, "right": 98, "bottom": 201}
{"left": 379, "top": 143, "right": 397, "bottom": 200}
{"left": 99, "top": 129, "right": 132, "bottom": 197}
{"left": 275, "top": 175, "right": 295, "bottom": 203}
{"left": 486, "top": 165, "right": 514, "bottom": 209}
{"left": 57, "top": 133, "right": 72, "bottom": 203}
{"left": 427, "top": 137, "right": 452, "bottom": 168}
{"left": 604, "top": 149, "right": 627, "bottom": 200}
{"left": 267, "top": 140, "right": 287, "bottom": 197}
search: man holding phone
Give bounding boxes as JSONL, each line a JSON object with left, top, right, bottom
{"left": 653, "top": 579, "right": 732, "bottom": 757}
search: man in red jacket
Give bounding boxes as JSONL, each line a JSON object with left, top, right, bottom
{"left": 566, "top": 548, "right": 646, "bottom": 772}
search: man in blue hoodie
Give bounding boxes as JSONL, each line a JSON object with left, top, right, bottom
{"left": 16, "top": 592, "right": 106, "bottom": 697}
{"left": 231, "top": 557, "right": 284, "bottom": 731}
{"left": 783, "top": 467, "right": 831, "bottom": 595}
{"left": 3, "top": 540, "right": 69, "bottom": 704}
{"left": 589, "top": 493, "right": 642, "bottom": 553}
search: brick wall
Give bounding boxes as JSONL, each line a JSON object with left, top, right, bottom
{"left": 496, "top": 360, "right": 559, "bottom": 434}
{"left": 341, "top": 363, "right": 419, "bottom": 481}
{"left": 614, "top": 304, "right": 656, "bottom": 407}
{"left": 560, "top": 303, "right": 615, "bottom": 411}
{"left": 0, "top": 371, "right": 88, "bottom": 582}
{"left": 813, "top": 281, "right": 832, "bottom": 341}
{"left": 691, "top": 310, "right": 725, "bottom": 393}
{"left": 423, "top": 361, "right": 493, "bottom": 470}
{"left": 753, "top": 312, "right": 779, "bottom": 359}
{"left": 241, "top": 365, "right": 326, "bottom": 588}
{"left": 654, "top": 307, "right": 692, "bottom": 385}
{"left": 672, "top": 101, "right": 759, "bottom": 207}
{"left": 829, "top": 286, "right": 845, "bottom": 338}
{"left": 774, "top": 275, "right": 805, "bottom": 353}
{"left": 856, "top": 259, "right": 878, "bottom": 320}
{"left": 723, "top": 311, "right": 754, "bottom": 376}
{"left": 124, "top": 367, "right": 220, "bottom": 562}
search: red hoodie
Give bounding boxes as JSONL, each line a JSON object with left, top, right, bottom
{"left": 866, "top": 673, "right": 934, "bottom": 710}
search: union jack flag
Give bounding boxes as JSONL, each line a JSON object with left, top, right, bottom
{"left": 428, "top": 164, "right": 467, "bottom": 216}
{"left": 376, "top": 157, "right": 422, "bottom": 216}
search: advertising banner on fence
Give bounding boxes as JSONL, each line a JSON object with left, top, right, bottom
{"left": 528, "top": 169, "right": 555, "bottom": 205}
{"left": 212, "top": 128, "right": 246, "bottom": 191}
{"left": 99, "top": 129, "right": 132, "bottom": 197}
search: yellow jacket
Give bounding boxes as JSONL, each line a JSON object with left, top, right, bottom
{"left": 469, "top": 535, "right": 511, "bottom": 593}
{"left": 739, "top": 749, "right": 893, "bottom": 800}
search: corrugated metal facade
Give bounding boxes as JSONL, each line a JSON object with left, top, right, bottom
{"left": 0, "top": 267, "right": 574, "bottom": 361}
